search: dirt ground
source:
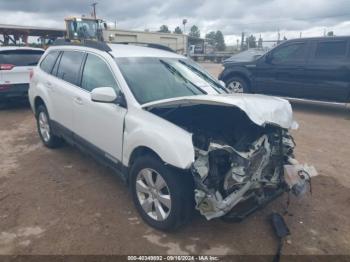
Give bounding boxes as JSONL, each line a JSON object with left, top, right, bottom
{"left": 0, "top": 63, "right": 350, "bottom": 256}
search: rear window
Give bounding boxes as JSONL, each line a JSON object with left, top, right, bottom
{"left": 315, "top": 41, "right": 347, "bottom": 58}
{"left": 56, "top": 51, "right": 85, "bottom": 86}
{"left": 40, "top": 51, "right": 60, "bottom": 74}
{"left": 0, "top": 49, "right": 44, "bottom": 66}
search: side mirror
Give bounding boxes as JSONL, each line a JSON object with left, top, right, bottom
{"left": 91, "top": 87, "right": 117, "bottom": 103}
{"left": 103, "top": 22, "right": 107, "bottom": 30}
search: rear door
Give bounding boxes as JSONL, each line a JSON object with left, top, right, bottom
{"left": 304, "top": 39, "right": 350, "bottom": 102}
{"left": 48, "top": 50, "right": 86, "bottom": 131}
{"left": 0, "top": 49, "right": 44, "bottom": 85}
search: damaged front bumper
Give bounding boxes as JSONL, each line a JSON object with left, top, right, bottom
{"left": 191, "top": 129, "right": 317, "bottom": 221}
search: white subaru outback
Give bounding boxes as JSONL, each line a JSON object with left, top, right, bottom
{"left": 29, "top": 41, "right": 314, "bottom": 231}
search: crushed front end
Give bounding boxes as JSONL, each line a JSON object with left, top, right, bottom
{"left": 191, "top": 126, "right": 316, "bottom": 221}
{"left": 148, "top": 101, "right": 317, "bottom": 221}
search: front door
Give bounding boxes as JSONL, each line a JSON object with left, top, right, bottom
{"left": 254, "top": 41, "right": 309, "bottom": 98}
{"left": 72, "top": 52, "right": 126, "bottom": 163}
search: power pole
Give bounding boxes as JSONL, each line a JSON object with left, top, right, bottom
{"left": 92, "top": 2, "right": 98, "bottom": 19}
{"left": 182, "top": 19, "right": 187, "bottom": 55}
{"left": 240, "top": 32, "right": 245, "bottom": 51}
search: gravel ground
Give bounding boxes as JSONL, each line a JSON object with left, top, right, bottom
{"left": 0, "top": 63, "right": 349, "bottom": 256}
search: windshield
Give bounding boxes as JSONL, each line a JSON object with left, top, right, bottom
{"left": 116, "top": 57, "right": 226, "bottom": 104}
{"left": 67, "top": 20, "right": 98, "bottom": 40}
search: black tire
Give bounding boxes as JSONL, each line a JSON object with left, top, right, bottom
{"left": 130, "top": 155, "right": 194, "bottom": 231}
{"left": 36, "top": 105, "right": 63, "bottom": 148}
{"left": 225, "top": 76, "right": 250, "bottom": 93}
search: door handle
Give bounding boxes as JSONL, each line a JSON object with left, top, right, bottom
{"left": 74, "top": 97, "right": 83, "bottom": 105}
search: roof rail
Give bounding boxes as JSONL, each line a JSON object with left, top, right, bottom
{"left": 117, "top": 42, "right": 175, "bottom": 53}
{"left": 52, "top": 39, "right": 112, "bottom": 52}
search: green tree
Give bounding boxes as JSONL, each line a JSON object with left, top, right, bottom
{"left": 247, "top": 35, "right": 257, "bottom": 48}
{"left": 173, "top": 26, "right": 183, "bottom": 34}
{"left": 158, "top": 25, "right": 170, "bottom": 33}
{"left": 205, "top": 31, "right": 216, "bottom": 45}
{"left": 189, "top": 25, "right": 200, "bottom": 38}
{"left": 215, "top": 30, "right": 226, "bottom": 51}
{"left": 205, "top": 30, "right": 226, "bottom": 51}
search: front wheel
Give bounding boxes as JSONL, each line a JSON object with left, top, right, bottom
{"left": 225, "top": 76, "right": 249, "bottom": 93}
{"left": 130, "top": 155, "right": 194, "bottom": 231}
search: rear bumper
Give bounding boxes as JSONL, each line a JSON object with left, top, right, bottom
{"left": 0, "top": 83, "right": 29, "bottom": 101}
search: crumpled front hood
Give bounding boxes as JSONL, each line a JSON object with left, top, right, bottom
{"left": 142, "top": 94, "right": 294, "bottom": 129}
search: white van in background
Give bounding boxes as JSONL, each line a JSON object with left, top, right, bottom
{"left": 0, "top": 47, "right": 44, "bottom": 103}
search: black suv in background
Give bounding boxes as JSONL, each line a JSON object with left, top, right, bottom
{"left": 219, "top": 36, "right": 350, "bottom": 103}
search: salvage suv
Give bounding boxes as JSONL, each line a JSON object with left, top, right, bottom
{"left": 29, "top": 41, "right": 314, "bottom": 230}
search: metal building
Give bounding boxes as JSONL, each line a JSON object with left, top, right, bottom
{"left": 104, "top": 29, "right": 188, "bottom": 54}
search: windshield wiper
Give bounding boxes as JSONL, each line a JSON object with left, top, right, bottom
{"left": 159, "top": 60, "right": 206, "bottom": 95}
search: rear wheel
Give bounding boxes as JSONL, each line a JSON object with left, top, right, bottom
{"left": 130, "top": 155, "right": 194, "bottom": 231}
{"left": 226, "top": 76, "right": 249, "bottom": 93}
{"left": 36, "top": 105, "right": 63, "bottom": 148}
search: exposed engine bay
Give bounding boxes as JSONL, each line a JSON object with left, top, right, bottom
{"left": 150, "top": 104, "right": 317, "bottom": 220}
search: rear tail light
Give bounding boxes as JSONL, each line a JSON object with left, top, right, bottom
{"left": 0, "top": 64, "right": 15, "bottom": 70}
{"left": 29, "top": 69, "right": 34, "bottom": 80}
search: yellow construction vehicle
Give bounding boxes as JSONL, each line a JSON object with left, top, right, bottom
{"left": 64, "top": 16, "right": 107, "bottom": 42}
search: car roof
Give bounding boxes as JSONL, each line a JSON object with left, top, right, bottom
{"left": 0, "top": 46, "right": 45, "bottom": 52}
{"left": 284, "top": 36, "right": 350, "bottom": 44}
{"left": 47, "top": 42, "right": 184, "bottom": 59}
{"left": 107, "top": 43, "right": 184, "bottom": 59}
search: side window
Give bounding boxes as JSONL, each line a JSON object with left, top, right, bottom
{"left": 315, "top": 41, "right": 347, "bottom": 59}
{"left": 81, "top": 54, "right": 118, "bottom": 92}
{"left": 40, "top": 51, "right": 59, "bottom": 74}
{"left": 271, "top": 42, "right": 306, "bottom": 63}
{"left": 0, "top": 50, "right": 44, "bottom": 66}
{"left": 57, "top": 51, "right": 85, "bottom": 86}
{"left": 51, "top": 52, "right": 62, "bottom": 76}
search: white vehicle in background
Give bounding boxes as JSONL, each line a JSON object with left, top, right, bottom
{"left": 0, "top": 47, "right": 44, "bottom": 103}
{"left": 28, "top": 41, "right": 314, "bottom": 231}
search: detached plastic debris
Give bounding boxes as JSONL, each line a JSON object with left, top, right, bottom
{"left": 284, "top": 163, "right": 318, "bottom": 196}
{"left": 271, "top": 212, "right": 290, "bottom": 262}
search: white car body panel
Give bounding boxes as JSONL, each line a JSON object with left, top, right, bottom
{"left": 122, "top": 107, "right": 195, "bottom": 169}
{"left": 72, "top": 87, "right": 127, "bottom": 161}
{"left": 142, "top": 93, "right": 294, "bottom": 129}
{"left": 1, "top": 66, "right": 33, "bottom": 84}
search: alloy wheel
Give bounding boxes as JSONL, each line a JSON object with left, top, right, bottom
{"left": 38, "top": 111, "right": 51, "bottom": 142}
{"left": 227, "top": 81, "right": 244, "bottom": 93}
{"left": 135, "top": 168, "right": 172, "bottom": 221}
